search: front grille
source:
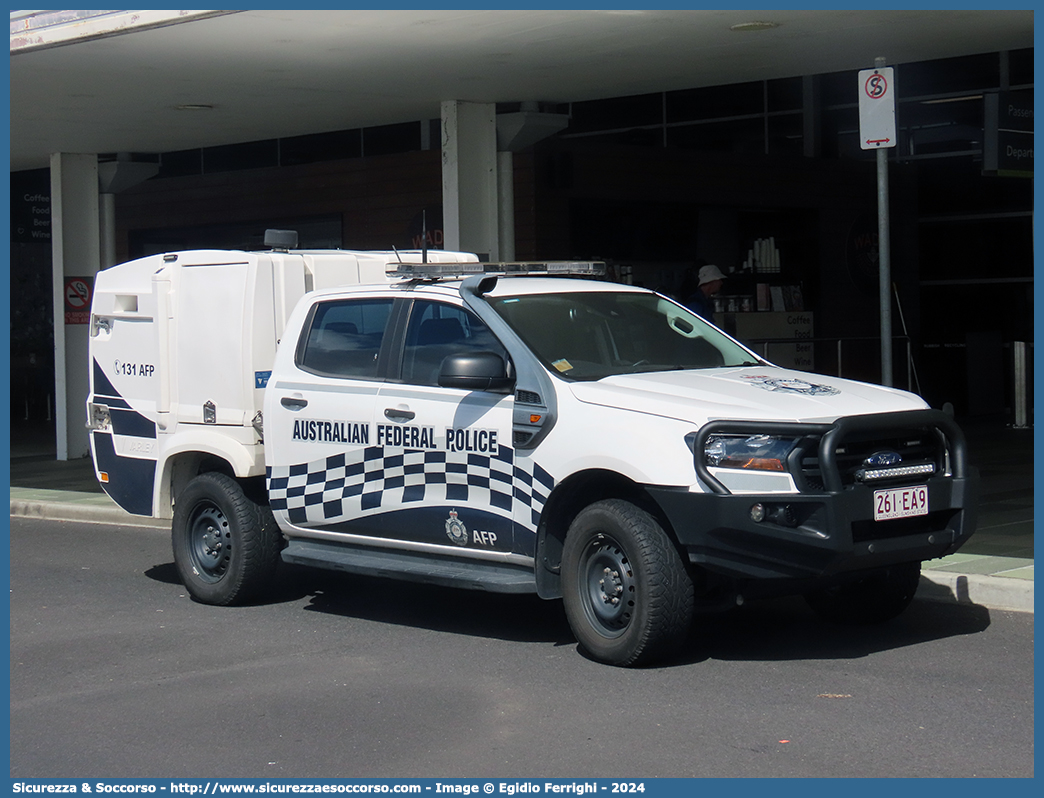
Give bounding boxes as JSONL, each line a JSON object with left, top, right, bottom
{"left": 797, "top": 427, "right": 948, "bottom": 493}
{"left": 798, "top": 454, "right": 826, "bottom": 492}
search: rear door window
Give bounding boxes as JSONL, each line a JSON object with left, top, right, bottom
{"left": 296, "top": 298, "right": 394, "bottom": 379}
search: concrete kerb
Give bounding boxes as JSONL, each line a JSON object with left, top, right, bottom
{"left": 10, "top": 497, "right": 169, "bottom": 529}
{"left": 917, "top": 570, "right": 1034, "bottom": 614}
{"left": 10, "top": 496, "right": 1033, "bottom": 615}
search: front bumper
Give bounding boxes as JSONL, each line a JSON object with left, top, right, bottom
{"left": 650, "top": 409, "right": 980, "bottom": 581}
{"left": 649, "top": 472, "right": 978, "bottom": 581}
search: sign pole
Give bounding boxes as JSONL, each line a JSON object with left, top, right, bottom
{"left": 876, "top": 122, "right": 893, "bottom": 387}
{"left": 858, "top": 56, "right": 897, "bottom": 387}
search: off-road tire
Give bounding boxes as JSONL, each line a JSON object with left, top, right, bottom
{"left": 562, "top": 499, "right": 694, "bottom": 667}
{"left": 804, "top": 561, "right": 922, "bottom": 625}
{"left": 172, "top": 472, "right": 283, "bottom": 605}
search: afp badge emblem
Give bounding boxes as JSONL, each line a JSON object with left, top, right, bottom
{"left": 445, "top": 509, "right": 469, "bottom": 547}
{"left": 742, "top": 375, "right": 841, "bottom": 396}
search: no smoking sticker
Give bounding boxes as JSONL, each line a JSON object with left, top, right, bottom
{"left": 64, "top": 277, "right": 93, "bottom": 324}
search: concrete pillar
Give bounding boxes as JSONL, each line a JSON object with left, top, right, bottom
{"left": 441, "top": 100, "right": 499, "bottom": 259}
{"left": 50, "top": 152, "right": 100, "bottom": 460}
{"left": 497, "top": 152, "right": 515, "bottom": 262}
{"left": 495, "top": 103, "right": 569, "bottom": 261}
{"left": 99, "top": 193, "right": 117, "bottom": 269}
{"left": 96, "top": 158, "right": 160, "bottom": 270}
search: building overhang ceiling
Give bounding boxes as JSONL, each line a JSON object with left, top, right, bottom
{"left": 9, "top": 8, "right": 1034, "bottom": 172}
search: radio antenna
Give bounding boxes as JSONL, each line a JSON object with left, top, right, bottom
{"left": 422, "top": 209, "right": 428, "bottom": 264}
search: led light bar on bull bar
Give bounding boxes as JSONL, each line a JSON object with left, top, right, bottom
{"left": 858, "top": 463, "right": 937, "bottom": 482}
{"left": 387, "top": 261, "right": 606, "bottom": 279}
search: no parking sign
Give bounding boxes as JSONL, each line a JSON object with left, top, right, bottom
{"left": 64, "top": 277, "right": 92, "bottom": 324}
{"left": 858, "top": 66, "right": 896, "bottom": 149}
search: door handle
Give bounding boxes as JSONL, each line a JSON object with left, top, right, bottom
{"left": 384, "top": 407, "right": 415, "bottom": 421}
{"left": 281, "top": 396, "right": 308, "bottom": 410}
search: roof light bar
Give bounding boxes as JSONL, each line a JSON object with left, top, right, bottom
{"left": 387, "top": 261, "right": 606, "bottom": 280}
{"left": 388, "top": 262, "right": 485, "bottom": 279}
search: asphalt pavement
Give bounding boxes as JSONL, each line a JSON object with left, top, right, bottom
{"left": 8, "top": 516, "right": 1035, "bottom": 778}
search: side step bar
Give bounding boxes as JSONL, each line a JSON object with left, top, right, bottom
{"left": 281, "top": 539, "right": 538, "bottom": 594}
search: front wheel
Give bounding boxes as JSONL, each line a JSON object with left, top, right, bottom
{"left": 172, "top": 472, "right": 283, "bottom": 605}
{"left": 561, "top": 500, "right": 694, "bottom": 667}
{"left": 804, "top": 561, "right": 922, "bottom": 625}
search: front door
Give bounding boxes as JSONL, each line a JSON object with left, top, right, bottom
{"left": 372, "top": 297, "right": 516, "bottom": 556}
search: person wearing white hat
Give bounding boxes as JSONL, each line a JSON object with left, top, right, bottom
{"left": 685, "top": 264, "right": 726, "bottom": 321}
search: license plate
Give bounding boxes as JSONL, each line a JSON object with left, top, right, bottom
{"left": 874, "top": 485, "right": 929, "bottom": 521}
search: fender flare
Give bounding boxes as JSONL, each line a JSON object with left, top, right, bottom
{"left": 154, "top": 428, "right": 265, "bottom": 519}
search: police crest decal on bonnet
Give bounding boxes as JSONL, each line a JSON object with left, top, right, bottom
{"left": 742, "top": 375, "right": 841, "bottom": 396}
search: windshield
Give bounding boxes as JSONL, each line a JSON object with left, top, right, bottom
{"left": 488, "top": 290, "right": 760, "bottom": 381}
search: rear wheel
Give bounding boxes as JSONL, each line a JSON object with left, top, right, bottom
{"left": 562, "top": 500, "right": 694, "bottom": 667}
{"left": 804, "top": 561, "right": 922, "bottom": 624}
{"left": 172, "top": 472, "right": 282, "bottom": 605}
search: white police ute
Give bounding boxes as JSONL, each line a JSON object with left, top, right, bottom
{"left": 87, "top": 230, "right": 978, "bottom": 666}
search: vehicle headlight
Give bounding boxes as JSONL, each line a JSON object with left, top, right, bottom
{"left": 704, "top": 434, "right": 795, "bottom": 472}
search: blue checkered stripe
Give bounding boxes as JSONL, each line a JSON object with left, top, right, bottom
{"left": 267, "top": 445, "right": 555, "bottom": 530}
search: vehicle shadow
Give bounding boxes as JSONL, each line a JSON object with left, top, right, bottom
{"left": 144, "top": 560, "right": 993, "bottom": 664}
{"left": 659, "top": 594, "right": 992, "bottom": 668}
{"left": 144, "top": 562, "right": 181, "bottom": 585}
{"left": 293, "top": 565, "right": 576, "bottom": 646}
{"left": 145, "top": 559, "right": 576, "bottom": 646}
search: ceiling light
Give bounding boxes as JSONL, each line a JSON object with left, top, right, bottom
{"left": 730, "top": 21, "right": 780, "bottom": 32}
{"left": 174, "top": 104, "right": 214, "bottom": 111}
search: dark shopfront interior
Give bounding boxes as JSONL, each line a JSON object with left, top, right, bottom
{"left": 10, "top": 48, "right": 1033, "bottom": 444}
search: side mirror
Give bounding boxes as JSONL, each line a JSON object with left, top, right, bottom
{"left": 438, "top": 351, "right": 514, "bottom": 393}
